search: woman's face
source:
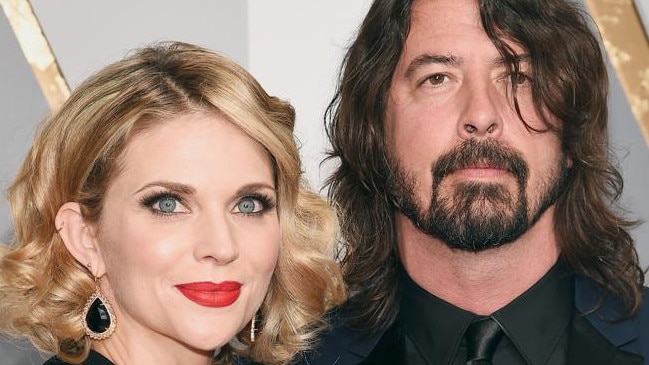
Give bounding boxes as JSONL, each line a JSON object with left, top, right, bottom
{"left": 95, "top": 112, "right": 280, "bottom": 354}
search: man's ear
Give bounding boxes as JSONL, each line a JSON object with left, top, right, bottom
{"left": 56, "top": 202, "right": 106, "bottom": 277}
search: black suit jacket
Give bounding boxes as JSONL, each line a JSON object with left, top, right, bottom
{"left": 295, "top": 276, "right": 648, "bottom": 365}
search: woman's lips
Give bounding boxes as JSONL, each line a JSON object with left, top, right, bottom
{"left": 175, "top": 281, "right": 242, "bottom": 308}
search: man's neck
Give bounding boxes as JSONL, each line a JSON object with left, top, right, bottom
{"left": 396, "top": 207, "right": 560, "bottom": 315}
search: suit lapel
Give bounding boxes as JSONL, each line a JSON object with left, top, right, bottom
{"left": 569, "top": 309, "right": 643, "bottom": 365}
{"left": 574, "top": 276, "right": 642, "bottom": 352}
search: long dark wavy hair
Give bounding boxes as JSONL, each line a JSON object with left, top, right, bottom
{"left": 325, "top": 0, "right": 645, "bottom": 332}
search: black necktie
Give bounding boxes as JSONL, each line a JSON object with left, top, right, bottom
{"left": 465, "top": 317, "right": 504, "bottom": 365}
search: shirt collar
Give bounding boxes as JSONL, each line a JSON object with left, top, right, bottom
{"left": 399, "top": 258, "right": 574, "bottom": 365}
{"left": 492, "top": 258, "right": 574, "bottom": 364}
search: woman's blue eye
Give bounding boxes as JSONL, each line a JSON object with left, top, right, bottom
{"left": 237, "top": 197, "right": 261, "bottom": 214}
{"left": 140, "top": 192, "right": 187, "bottom": 216}
{"left": 157, "top": 197, "right": 178, "bottom": 213}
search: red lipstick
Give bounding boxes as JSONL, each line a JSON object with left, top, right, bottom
{"left": 175, "top": 281, "right": 241, "bottom": 308}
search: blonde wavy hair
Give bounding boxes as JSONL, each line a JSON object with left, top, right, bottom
{"left": 0, "top": 42, "right": 346, "bottom": 365}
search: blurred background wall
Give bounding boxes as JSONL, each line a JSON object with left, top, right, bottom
{"left": 1, "top": 1, "right": 647, "bottom": 363}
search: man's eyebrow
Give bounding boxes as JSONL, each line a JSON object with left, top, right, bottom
{"left": 493, "top": 53, "right": 531, "bottom": 67}
{"left": 404, "top": 53, "right": 462, "bottom": 78}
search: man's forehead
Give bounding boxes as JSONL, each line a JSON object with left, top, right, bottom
{"left": 409, "top": 0, "right": 481, "bottom": 31}
{"left": 404, "top": 0, "right": 530, "bottom": 66}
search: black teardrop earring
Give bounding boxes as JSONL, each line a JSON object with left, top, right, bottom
{"left": 82, "top": 276, "right": 116, "bottom": 340}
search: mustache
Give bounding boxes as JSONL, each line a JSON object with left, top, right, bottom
{"left": 432, "top": 139, "right": 529, "bottom": 184}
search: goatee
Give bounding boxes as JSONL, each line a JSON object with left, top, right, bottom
{"left": 387, "top": 139, "right": 568, "bottom": 252}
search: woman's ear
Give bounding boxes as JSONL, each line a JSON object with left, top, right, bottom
{"left": 56, "top": 202, "right": 106, "bottom": 277}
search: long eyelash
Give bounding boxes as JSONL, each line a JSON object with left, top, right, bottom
{"left": 138, "top": 191, "right": 184, "bottom": 215}
{"left": 242, "top": 192, "right": 277, "bottom": 214}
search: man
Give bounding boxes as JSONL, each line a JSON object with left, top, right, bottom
{"left": 299, "top": 0, "right": 648, "bottom": 364}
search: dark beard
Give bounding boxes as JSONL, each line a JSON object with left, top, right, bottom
{"left": 387, "top": 139, "right": 568, "bottom": 252}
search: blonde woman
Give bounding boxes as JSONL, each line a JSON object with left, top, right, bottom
{"left": 0, "top": 42, "right": 345, "bottom": 365}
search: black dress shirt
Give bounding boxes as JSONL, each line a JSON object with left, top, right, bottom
{"left": 365, "top": 259, "right": 575, "bottom": 365}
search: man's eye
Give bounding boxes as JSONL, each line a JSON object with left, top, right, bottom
{"left": 510, "top": 72, "right": 530, "bottom": 85}
{"left": 426, "top": 74, "right": 447, "bottom": 86}
{"left": 236, "top": 197, "right": 263, "bottom": 214}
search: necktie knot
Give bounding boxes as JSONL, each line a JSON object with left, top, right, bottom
{"left": 465, "top": 317, "right": 504, "bottom": 365}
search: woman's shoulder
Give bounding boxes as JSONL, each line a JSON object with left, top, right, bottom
{"left": 43, "top": 350, "right": 115, "bottom": 365}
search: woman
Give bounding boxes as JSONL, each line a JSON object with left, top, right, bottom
{"left": 0, "top": 42, "right": 346, "bottom": 365}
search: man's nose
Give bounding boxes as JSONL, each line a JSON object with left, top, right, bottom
{"left": 457, "top": 80, "right": 503, "bottom": 139}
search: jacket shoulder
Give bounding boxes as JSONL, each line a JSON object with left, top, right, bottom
{"left": 575, "top": 276, "right": 649, "bottom": 362}
{"left": 634, "top": 286, "right": 649, "bottom": 361}
{"left": 292, "top": 311, "right": 383, "bottom": 365}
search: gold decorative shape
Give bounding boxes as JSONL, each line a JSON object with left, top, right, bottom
{"left": 585, "top": 0, "right": 649, "bottom": 147}
{"left": 0, "top": 0, "right": 69, "bottom": 110}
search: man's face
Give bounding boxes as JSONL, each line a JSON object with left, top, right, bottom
{"left": 385, "top": 0, "right": 569, "bottom": 251}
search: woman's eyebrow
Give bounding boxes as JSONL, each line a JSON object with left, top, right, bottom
{"left": 135, "top": 181, "right": 196, "bottom": 195}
